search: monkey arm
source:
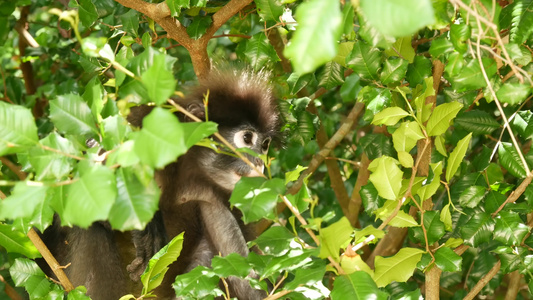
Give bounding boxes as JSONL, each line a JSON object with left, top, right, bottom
{"left": 199, "top": 201, "right": 266, "bottom": 300}
{"left": 199, "top": 200, "right": 249, "bottom": 257}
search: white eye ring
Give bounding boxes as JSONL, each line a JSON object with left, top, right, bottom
{"left": 234, "top": 130, "right": 257, "bottom": 148}
{"left": 261, "top": 137, "right": 271, "bottom": 153}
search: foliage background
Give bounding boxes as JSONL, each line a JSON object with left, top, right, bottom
{"left": 0, "top": 0, "right": 533, "bottom": 299}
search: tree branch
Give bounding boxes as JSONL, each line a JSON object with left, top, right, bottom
{"left": 463, "top": 260, "right": 501, "bottom": 300}
{"left": 27, "top": 229, "right": 75, "bottom": 292}
{"left": 0, "top": 274, "right": 23, "bottom": 300}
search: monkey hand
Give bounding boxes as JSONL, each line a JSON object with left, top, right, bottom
{"left": 128, "top": 212, "right": 167, "bottom": 281}
{"left": 126, "top": 256, "right": 146, "bottom": 281}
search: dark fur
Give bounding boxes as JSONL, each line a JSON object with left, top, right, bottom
{"left": 132, "top": 69, "right": 279, "bottom": 299}
{"left": 38, "top": 69, "right": 279, "bottom": 300}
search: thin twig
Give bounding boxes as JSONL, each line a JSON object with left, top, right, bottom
{"left": 463, "top": 260, "right": 501, "bottom": 300}
{"left": 27, "top": 228, "right": 74, "bottom": 292}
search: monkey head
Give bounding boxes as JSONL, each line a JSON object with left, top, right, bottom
{"left": 181, "top": 69, "right": 280, "bottom": 191}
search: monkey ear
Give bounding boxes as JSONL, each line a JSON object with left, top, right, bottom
{"left": 185, "top": 103, "right": 205, "bottom": 121}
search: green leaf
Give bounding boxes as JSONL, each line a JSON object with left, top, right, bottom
{"left": 108, "top": 167, "right": 160, "bottom": 231}
{"left": 369, "top": 156, "right": 403, "bottom": 200}
{"left": 120, "top": 9, "right": 140, "bottom": 37}
{"left": 317, "top": 61, "right": 344, "bottom": 89}
{"left": 83, "top": 77, "right": 104, "bottom": 120}
{"left": 440, "top": 203, "right": 453, "bottom": 231}
{"left": 284, "top": 0, "right": 342, "bottom": 74}
{"left": 460, "top": 212, "right": 495, "bottom": 247}
{"left": 212, "top": 253, "right": 251, "bottom": 278}
{"left": 253, "top": 226, "right": 294, "bottom": 256}
{"left": 450, "top": 23, "right": 471, "bottom": 53}
{"left": 63, "top": 165, "right": 117, "bottom": 228}
{"left": 374, "top": 247, "right": 424, "bottom": 287}
{"left": 417, "top": 162, "right": 443, "bottom": 202}
{"left": 405, "top": 56, "right": 432, "bottom": 87}
{"left": 359, "top": 133, "right": 394, "bottom": 160}
{"left": 0, "top": 224, "right": 40, "bottom": 258}
{"left": 509, "top": 0, "right": 533, "bottom": 44}
{"left": 230, "top": 177, "right": 285, "bottom": 223}
{"left": 141, "top": 53, "right": 176, "bottom": 105}
{"left": 334, "top": 42, "right": 355, "bottom": 67}
{"left": 392, "top": 121, "right": 425, "bottom": 153}
{"left": 186, "top": 16, "right": 212, "bottom": 39}
{"left": 493, "top": 211, "right": 530, "bottom": 246}
{"left": 319, "top": 217, "right": 353, "bottom": 260}
{"left": 346, "top": 41, "right": 382, "bottom": 81}
{"left": 388, "top": 210, "right": 419, "bottom": 228}
{"left": 78, "top": 0, "right": 98, "bottom": 27}
{"left": 412, "top": 211, "right": 445, "bottom": 244}
{"left": 0, "top": 102, "right": 39, "bottom": 155}
{"left": 360, "top": 182, "right": 386, "bottom": 215}
{"left": 496, "top": 82, "right": 531, "bottom": 106}
{"left": 9, "top": 258, "right": 51, "bottom": 296}
{"left": 428, "top": 36, "right": 454, "bottom": 58}
{"left": 511, "top": 110, "right": 533, "bottom": 140}
{"left": 385, "top": 36, "right": 415, "bottom": 63}
{"left": 427, "top": 102, "right": 463, "bottom": 137}
{"left": 49, "top": 94, "right": 99, "bottom": 137}
{"left": 166, "top": 0, "right": 190, "bottom": 17}
{"left": 0, "top": 182, "right": 48, "bottom": 220}
{"left": 458, "top": 185, "right": 486, "bottom": 208}
{"left": 445, "top": 52, "right": 465, "bottom": 77}
{"left": 455, "top": 110, "right": 500, "bottom": 134}
{"left": 142, "top": 233, "right": 184, "bottom": 294}
{"left": 360, "top": 0, "right": 435, "bottom": 37}
{"left": 372, "top": 106, "right": 410, "bottom": 125}
{"left": 284, "top": 263, "right": 327, "bottom": 291}
{"left": 102, "top": 115, "right": 131, "bottom": 150}
{"left": 448, "top": 58, "right": 497, "bottom": 92}
{"left": 498, "top": 142, "right": 528, "bottom": 178}
{"left": 446, "top": 133, "right": 472, "bottom": 182}
{"left": 505, "top": 43, "right": 532, "bottom": 65}
{"left": 29, "top": 132, "right": 78, "bottom": 181}
{"left": 353, "top": 226, "right": 385, "bottom": 244}
{"left": 357, "top": 86, "right": 391, "bottom": 122}
{"left": 133, "top": 108, "right": 188, "bottom": 168}
{"left": 380, "top": 57, "right": 409, "bottom": 85}
{"left": 434, "top": 247, "right": 462, "bottom": 272}
{"left": 243, "top": 35, "right": 280, "bottom": 71}
{"left": 331, "top": 271, "right": 388, "bottom": 300}
{"left": 173, "top": 266, "right": 222, "bottom": 299}
{"left": 255, "top": 0, "right": 284, "bottom": 21}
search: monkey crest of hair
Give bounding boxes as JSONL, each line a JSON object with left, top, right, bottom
{"left": 186, "top": 69, "right": 280, "bottom": 135}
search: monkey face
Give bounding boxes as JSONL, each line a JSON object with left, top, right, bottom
{"left": 198, "top": 124, "right": 273, "bottom": 191}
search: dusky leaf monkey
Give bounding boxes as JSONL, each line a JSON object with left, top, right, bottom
{"left": 38, "top": 69, "right": 279, "bottom": 300}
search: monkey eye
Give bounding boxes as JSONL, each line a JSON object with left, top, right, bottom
{"left": 243, "top": 132, "right": 254, "bottom": 145}
{"left": 261, "top": 137, "right": 271, "bottom": 152}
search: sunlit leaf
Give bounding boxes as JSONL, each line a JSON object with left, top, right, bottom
{"left": 284, "top": 0, "right": 342, "bottom": 74}
{"left": 142, "top": 234, "right": 184, "bottom": 293}
{"left": 369, "top": 156, "right": 403, "bottom": 200}
{"left": 360, "top": 0, "right": 435, "bottom": 37}
{"left": 374, "top": 247, "right": 424, "bottom": 287}
{"left": 230, "top": 177, "right": 285, "bottom": 223}
{"left": 446, "top": 133, "right": 472, "bottom": 182}
{"left": 427, "top": 102, "right": 463, "bottom": 137}
{"left": 0, "top": 102, "right": 39, "bottom": 156}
